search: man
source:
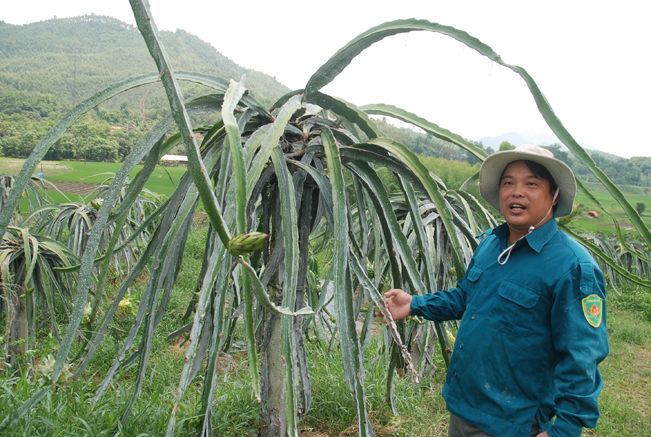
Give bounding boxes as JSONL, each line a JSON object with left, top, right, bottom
{"left": 380, "top": 145, "right": 608, "bottom": 437}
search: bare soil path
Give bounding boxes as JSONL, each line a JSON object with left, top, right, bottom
{"left": 1, "top": 159, "right": 102, "bottom": 196}
{"left": 43, "top": 180, "right": 102, "bottom": 195}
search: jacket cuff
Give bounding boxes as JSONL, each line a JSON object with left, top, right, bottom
{"left": 410, "top": 295, "right": 423, "bottom": 316}
{"left": 546, "top": 416, "right": 583, "bottom": 437}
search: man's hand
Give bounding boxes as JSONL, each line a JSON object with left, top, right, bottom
{"left": 536, "top": 432, "right": 549, "bottom": 437}
{"left": 375, "top": 289, "right": 412, "bottom": 323}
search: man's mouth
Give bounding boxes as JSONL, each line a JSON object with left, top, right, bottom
{"left": 510, "top": 204, "right": 526, "bottom": 211}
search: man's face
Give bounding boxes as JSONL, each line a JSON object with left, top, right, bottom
{"left": 499, "top": 161, "right": 557, "bottom": 238}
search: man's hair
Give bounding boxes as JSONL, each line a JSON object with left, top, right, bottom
{"left": 523, "top": 160, "right": 557, "bottom": 192}
{"left": 501, "top": 159, "right": 559, "bottom": 210}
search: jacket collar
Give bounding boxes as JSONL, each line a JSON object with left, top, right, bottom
{"left": 525, "top": 218, "right": 558, "bottom": 252}
{"left": 482, "top": 219, "right": 558, "bottom": 253}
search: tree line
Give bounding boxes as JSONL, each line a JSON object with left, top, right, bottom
{"left": 539, "top": 143, "right": 651, "bottom": 188}
{"left": 0, "top": 92, "right": 145, "bottom": 162}
{"left": 1, "top": 16, "right": 649, "bottom": 187}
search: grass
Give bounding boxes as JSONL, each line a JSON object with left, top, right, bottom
{"left": 2, "top": 297, "right": 648, "bottom": 436}
{"left": 570, "top": 181, "right": 651, "bottom": 236}
{"left": 1, "top": 224, "right": 649, "bottom": 436}
{"left": 1, "top": 159, "right": 650, "bottom": 435}
{"left": 1, "top": 158, "right": 188, "bottom": 212}
{"left": 302, "top": 337, "right": 449, "bottom": 436}
{"left": 0, "top": 158, "right": 186, "bottom": 197}
{"left": 46, "top": 160, "right": 187, "bottom": 197}
{"left": 588, "top": 294, "right": 651, "bottom": 436}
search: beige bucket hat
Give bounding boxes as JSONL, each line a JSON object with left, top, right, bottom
{"left": 479, "top": 144, "right": 577, "bottom": 217}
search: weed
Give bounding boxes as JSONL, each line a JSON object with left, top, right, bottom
{"left": 1, "top": 225, "right": 649, "bottom": 436}
{"left": 611, "top": 291, "right": 651, "bottom": 321}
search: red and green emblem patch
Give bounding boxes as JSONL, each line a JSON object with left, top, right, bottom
{"left": 582, "top": 295, "right": 603, "bottom": 328}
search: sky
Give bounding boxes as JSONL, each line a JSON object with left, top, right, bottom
{"left": 3, "top": 0, "right": 651, "bottom": 158}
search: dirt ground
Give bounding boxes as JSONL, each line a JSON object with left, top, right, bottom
{"left": 0, "top": 159, "right": 101, "bottom": 195}
{"left": 42, "top": 179, "right": 102, "bottom": 195}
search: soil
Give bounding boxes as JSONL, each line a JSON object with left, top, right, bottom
{"left": 0, "top": 159, "right": 102, "bottom": 195}
{"left": 616, "top": 220, "right": 636, "bottom": 231}
{"left": 43, "top": 179, "right": 102, "bottom": 195}
{"left": 168, "top": 335, "right": 191, "bottom": 355}
{"left": 193, "top": 212, "right": 209, "bottom": 226}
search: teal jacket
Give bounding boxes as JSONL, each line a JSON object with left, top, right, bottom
{"left": 410, "top": 219, "right": 609, "bottom": 437}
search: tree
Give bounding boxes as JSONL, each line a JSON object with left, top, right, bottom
{"left": 542, "top": 143, "right": 570, "bottom": 166}
{"left": 498, "top": 140, "right": 515, "bottom": 151}
{"left": 637, "top": 202, "right": 646, "bottom": 215}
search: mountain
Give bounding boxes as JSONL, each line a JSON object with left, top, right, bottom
{"left": 478, "top": 129, "right": 596, "bottom": 152}
{"left": 0, "top": 15, "right": 290, "bottom": 111}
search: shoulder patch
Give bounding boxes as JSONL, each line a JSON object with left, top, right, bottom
{"left": 582, "top": 295, "right": 603, "bottom": 328}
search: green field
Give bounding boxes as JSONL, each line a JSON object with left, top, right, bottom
{"left": 569, "top": 182, "right": 651, "bottom": 235}
{"left": 0, "top": 158, "right": 186, "bottom": 198}
{"left": 44, "top": 160, "right": 187, "bottom": 197}
{"left": 1, "top": 224, "right": 649, "bottom": 436}
{"left": 3, "top": 159, "right": 650, "bottom": 237}
{"left": 1, "top": 158, "right": 189, "bottom": 213}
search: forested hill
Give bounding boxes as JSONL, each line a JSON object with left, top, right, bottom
{"left": 0, "top": 15, "right": 289, "bottom": 110}
{"left": 2, "top": 16, "right": 648, "bottom": 187}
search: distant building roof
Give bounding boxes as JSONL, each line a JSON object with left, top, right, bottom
{"left": 161, "top": 155, "right": 188, "bottom": 162}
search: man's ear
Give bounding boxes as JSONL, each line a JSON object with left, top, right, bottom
{"left": 552, "top": 188, "right": 560, "bottom": 206}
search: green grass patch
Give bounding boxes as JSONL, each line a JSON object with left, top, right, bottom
{"left": 592, "top": 304, "right": 651, "bottom": 436}
{"left": 1, "top": 183, "right": 650, "bottom": 436}
{"left": 45, "top": 160, "right": 187, "bottom": 197}
{"left": 2, "top": 270, "right": 649, "bottom": 436}
{"left": 1, "top": 158, "right": 187, "bottom": 197}
{"left": 5, "top": 157, "right": 651, "bottom": 238}
{"left": 570, "top": 182, "right": 651, "bottom": 236}
{"left": 611, "top": 291, "right": 651, "bottom": 322}
{"left": 302, "top": 336, "right": 449, "bottom": 436}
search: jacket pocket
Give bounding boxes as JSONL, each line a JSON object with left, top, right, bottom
{"left": 466, "top": 266, "right": 483, "bottom": 283}
{"left": 463, "top": 266, "right": 483, "bottom": 303}
{"left": 490, "top": 280, "right": 541, "bottom": 334}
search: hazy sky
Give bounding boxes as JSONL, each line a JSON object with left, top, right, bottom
{"left": 4, "top": 1, "right": 650, "bottom": 158}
